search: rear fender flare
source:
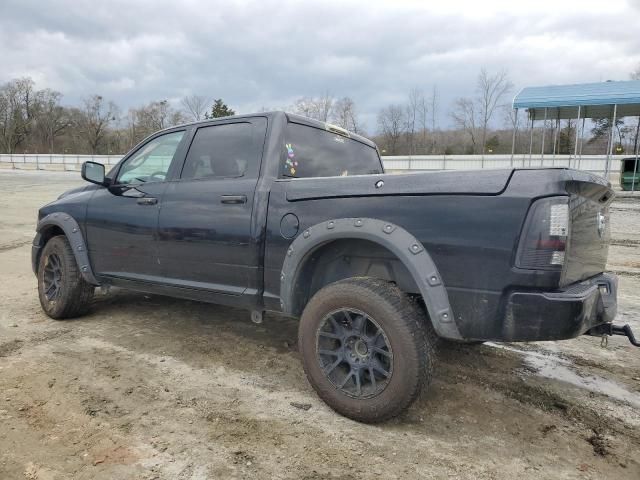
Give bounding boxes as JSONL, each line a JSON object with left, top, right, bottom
{"left": 34, "top": 213, "right": 99, "bottom": 285}
{"left": 280, "top": 217, "right": 462, "bottom": 340}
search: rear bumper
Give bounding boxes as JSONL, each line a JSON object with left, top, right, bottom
{"left": 499, "top": 273, "right": 617, "bottom": 342}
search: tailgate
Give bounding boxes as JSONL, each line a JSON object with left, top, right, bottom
{"left": 561, "top": 172, "right": 614, "bottom": 287}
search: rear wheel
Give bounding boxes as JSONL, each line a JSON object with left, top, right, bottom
{"left": 298, "top": 277, "right": 437, "bottom": 423}
{"left": 37, "top": 235, "right": 94, "bottom": 319}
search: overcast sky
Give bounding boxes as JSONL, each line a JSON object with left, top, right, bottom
{"left": 1, "top": 0, "right": 639, "bottom": 131}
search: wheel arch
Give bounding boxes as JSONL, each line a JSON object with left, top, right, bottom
{"left": 33, "top": 213, "right": 100, "bottom": 285}
{"left": 280, "top": 218, "right": 462, "bottom": 340}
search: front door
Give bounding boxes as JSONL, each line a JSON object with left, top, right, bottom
{"left": 157, "top": 118, "right": 267, "bottom": 295}
{"left": 86, "top": 130, "right": 187, "bottom": 281}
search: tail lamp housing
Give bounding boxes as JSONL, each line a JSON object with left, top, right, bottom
{"left": 516, "top": 196, "right": 569, "bottom": 271}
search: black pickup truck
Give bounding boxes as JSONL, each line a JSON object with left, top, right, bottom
{"left": 32, "top": 111, "right": 636, "bottom": 422}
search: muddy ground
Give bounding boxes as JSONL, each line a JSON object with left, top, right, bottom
{"left": 0, "top": 169, "right": 639, "bottom": 480}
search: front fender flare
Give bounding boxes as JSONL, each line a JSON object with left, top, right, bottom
{"left": 280, "top": 217, "right": 462, "bottom": 340}
{"left": 33, "top": 213, "right": 100, "bottom": 286}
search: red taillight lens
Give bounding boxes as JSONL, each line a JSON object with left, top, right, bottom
{"left": 516, "top": 197, "right": 569, "bottom": 271}
{"left": 536, "top": 238, "right": 566, "bottom": 250}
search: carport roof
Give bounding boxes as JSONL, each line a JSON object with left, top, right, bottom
{"left": 513, "top": 80, "right": 640, "bottom": 120}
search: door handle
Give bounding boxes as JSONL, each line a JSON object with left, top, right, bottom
{"left": 220, "top": 195, "right": 247, "bottom": 204}
{"left": 137, "top": 197, "right": 158, "bottom": 205}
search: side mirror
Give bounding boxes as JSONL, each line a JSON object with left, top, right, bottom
{"left": 81, "top": 161, "right": 107, "bottom": 186}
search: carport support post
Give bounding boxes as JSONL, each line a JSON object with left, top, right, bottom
{"left": 510, "top": 108, "right": 519, "bottom": 167}
{"left": 632, "top": 115, "right": 640, "bottom": 193}
{"left": 578, "top": 117, "right": 586, "bottom": 170}
{"left": 551, "top": 116, "right": 559, "bottom": 167}
{"left": 540, "top": 108, "right": 548, "bottom": 165}
{"left": 572, "top": 105, "right": 581, "bottom": 169}
{"left": 605, "top": 104, "right": 618, "bottom": 179}
{"left": 528, "top": 113, "right": 534, "bottom": 167}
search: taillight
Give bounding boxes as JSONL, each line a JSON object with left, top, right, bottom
{"left": 516, "top": 197, "right": 569, "bottom": 270}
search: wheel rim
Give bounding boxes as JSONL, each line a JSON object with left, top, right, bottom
{"left": 42, "top": 253, "right": 63, "bottom": 301}
{"left": 315, "top": 308, "right": 393, "bottom": 398}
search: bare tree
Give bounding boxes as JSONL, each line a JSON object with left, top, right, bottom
{"left": 180, "top": 95, "right": 210, "bottom": 121}
{"left": 416, "top": 91, "right": 428, "bottom": 153}
{"left": 331, "top": 97, "right": 360, "bottom": 133}
{"left": 405, "top": 88, "right": 422, "bottom": 155}
{"left": 129, "top": 100, "right": 186, "bottom": 143}
{"left": 316, "top": 91, "right": 333, "bottom": 122}
{"left": 477, "top": 69, "right": 513, "bottom": 154}
{"left": 451, "top": 98, "right": 478, "bottom": 153}
{"left": 0, "top": 78, "right": 38, "bottom": 153}
{"left": 377, "top": 105, "right": 405, "bottom": 155}
{"left": 72, "top": 95, "right": 118, "bottom": 154}
{"left": 292, "top": 97, "right": 315, "bottom": 118}
{"left": 137, "top": 100, "right": 179, "bottom": 131}
{"left": 292, "top": 92, "right": 334, "bottom": 122}
{"left": 502, "top": 104, "right": 526, "bottom": 153}
{"left": 631, "top": 64, "right": 640, "bottom": 80}
{"left": 429, "top": 85, "right": 439, "bottom": 153}
{"left": 34, "top": 89, "right": 69, "bottom": 153}
{"left": 452, "top": 69, "right": 512, "bottom": 154}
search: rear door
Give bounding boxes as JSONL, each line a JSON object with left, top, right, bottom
{"left": 86, "top": 129, "right": 187, "bottom": 281}
{"left": 157, "top": 117, "right": 267, "bottom": 294}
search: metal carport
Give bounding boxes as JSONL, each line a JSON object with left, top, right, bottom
{"left": 511, "top": 80, "right": 640, "bottom": 189}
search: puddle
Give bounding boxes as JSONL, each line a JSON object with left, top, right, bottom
{"left": 486, "top": 342, "right": 640, "bottom": 409}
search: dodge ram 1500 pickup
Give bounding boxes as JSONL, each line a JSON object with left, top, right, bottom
{"left": 32, "top": 111, "right": 638, "bottom": 422}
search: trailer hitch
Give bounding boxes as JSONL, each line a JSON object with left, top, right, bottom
{"left": 588, "top": 323, "right": 640, "bottom": 347}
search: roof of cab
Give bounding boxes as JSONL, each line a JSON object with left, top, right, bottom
{"left": 171, "top": 111, "right": 377, "bottom": 149}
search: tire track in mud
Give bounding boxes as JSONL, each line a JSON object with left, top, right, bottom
{"left": 0, "top": 329, "right": 72, "bottom": 357}
{"left": 0, "top": 239, "right": 32, "bottom": 252}
{"left": 439, "top": 344, "right": 640, "bottom": 447}
{"left": 6, "top": 335, "right": 420, "bottom": 479}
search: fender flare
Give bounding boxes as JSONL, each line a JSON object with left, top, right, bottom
{"left": 33, "top": 212, "right": 100, "bottom": 285}
{"left": 280, "top": 217, "right": 462, "bottom": 340}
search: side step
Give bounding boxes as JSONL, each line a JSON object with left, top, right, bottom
{"left": 587, "top": 323, "right": 640, "bottom": 347}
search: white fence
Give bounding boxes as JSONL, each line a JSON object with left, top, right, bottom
{"left": 382, "top": 154, "right": 628, "bottom": 174}
{"left": 0, "top": 153, "right": 122, "bottom": 170}
{"left": 0, "top": 152, "right": 633, "bottom": 174}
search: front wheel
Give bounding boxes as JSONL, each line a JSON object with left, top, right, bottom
{"left": 37, "top": 235, "right": 94, "bottom": 319}
{"left": 298, "top": 277, "right": 437, "bottom": 423}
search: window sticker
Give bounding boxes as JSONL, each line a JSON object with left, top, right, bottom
{"left": 284, "top": 143, "right": 299, "bottom": 175}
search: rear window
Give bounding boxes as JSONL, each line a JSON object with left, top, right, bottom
{"left": 283, "top": 123, "right": 382, "bottom": 178}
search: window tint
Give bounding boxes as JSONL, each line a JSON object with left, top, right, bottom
{"left": 117, "top": 131, "right": 185, "bottom": 184}
{"left": 283, "top": 123, "right": 382, "bottom": 178}
{"left": 182, "top": 123, "right": 255, "bottom": 180}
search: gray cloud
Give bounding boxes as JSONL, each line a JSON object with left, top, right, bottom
{"left": 1, "top": 0, "right": 639, "bottom": 131}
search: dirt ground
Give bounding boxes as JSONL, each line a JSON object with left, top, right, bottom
{"left": 1, "top": 169, "right": 639, "bottom": 480}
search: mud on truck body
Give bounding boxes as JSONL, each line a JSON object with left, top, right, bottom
{"left": 32, "top": 111, "right": 637, "bottom": 422}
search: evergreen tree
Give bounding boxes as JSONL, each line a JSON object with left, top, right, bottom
{"left": 207, "top": 99, "right": 235, "bottom": 118}
{"left": 485, "top": 134, "right": 499, "bottom": 153}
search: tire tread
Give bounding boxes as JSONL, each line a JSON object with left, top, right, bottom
{"left": 37, "top": 235, "right": 94, "bottom": 319}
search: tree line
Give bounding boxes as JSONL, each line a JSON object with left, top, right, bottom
{"left": 0, "top": 80, "right": 237, "bottom": 155}
{"left": 1, "top": 65, "right": 639, "bottom": 156}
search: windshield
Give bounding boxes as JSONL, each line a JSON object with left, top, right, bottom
{"left": 283, "top": 122, "right": 382, "bottom": 178}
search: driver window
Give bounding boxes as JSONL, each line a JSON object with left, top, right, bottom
{"left": 117, "top": 131, "right": 185, "bottom": 185}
